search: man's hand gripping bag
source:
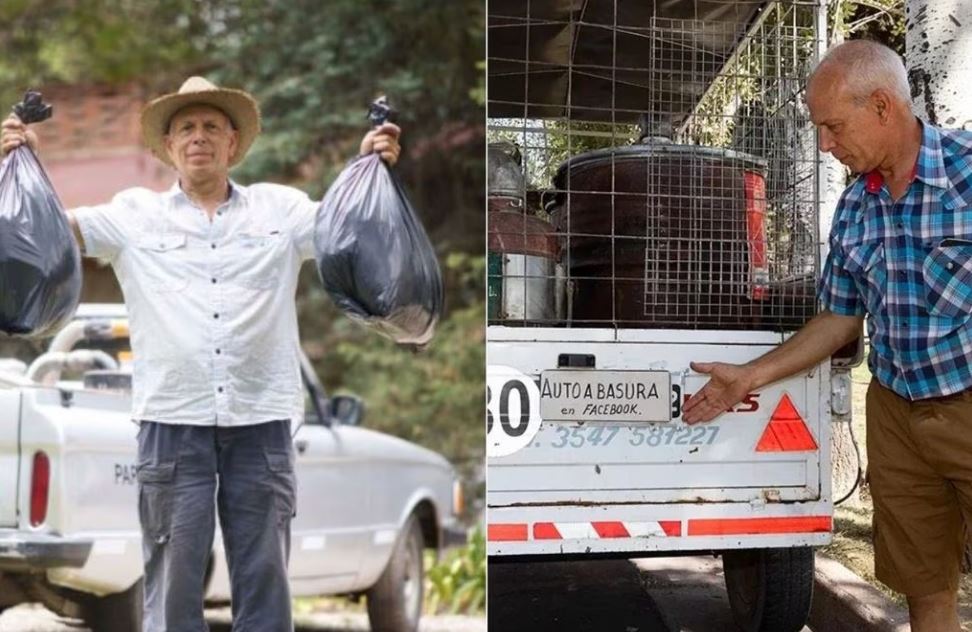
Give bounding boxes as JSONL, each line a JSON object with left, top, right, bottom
{"left": 313, "top": 99, "right": 443, "bottom": 345}
{"left": 0, "top": 92, "right": 81, "bottom": 337}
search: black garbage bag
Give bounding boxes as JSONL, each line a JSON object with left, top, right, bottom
{"left": 0, "top": 92, "right": 81, "bottom": 337}
{"left": 314, "top": 109, "right": 443, "bottom": 345}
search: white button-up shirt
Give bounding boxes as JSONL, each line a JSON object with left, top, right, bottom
{"left": 73, "top": 181, "right": 318, "bottom": 426}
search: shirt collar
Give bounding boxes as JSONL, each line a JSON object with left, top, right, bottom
{"left": 165, "top": 179, "right": 249, "bottom": 206}
{"left": 863, "top": 119, "right": 949, "bottom": 194}
{"left": 913, "top": 120, "right": 949, "bottom": 189}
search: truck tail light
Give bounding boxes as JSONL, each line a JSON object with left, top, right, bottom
{"left": 453, "top": 480, "right": 465, "bottom": 517}
{"left": 30, "top": 451, "right": 50, "bottom": 527}
{"left": 743, "top": 171, "right": 769, "bottom": 301}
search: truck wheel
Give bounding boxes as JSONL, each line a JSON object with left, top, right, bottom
{"left": 367, "top": 515, "right": 424, "bottom": 632}
{"left": 722, "top": 547, "right": 813, "bottom": 632}
{"left": 83, "top": 578, "right": 143, "bottom": 632}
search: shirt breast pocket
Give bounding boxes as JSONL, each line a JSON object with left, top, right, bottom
{"left": 134, "top": 234, "right": 190, "bottom": 293}
{"left": 233, "top": 230, "right": 285, "bottom": 289}
{"left": 923, "top": 239, "right": 972, "bottom": 319}
{"left": 843, "top": 241, "right": 887, "bottom": 312}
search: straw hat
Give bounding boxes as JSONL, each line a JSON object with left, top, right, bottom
{"left": 140, "top": 76, "right": 261, "bottom": 168}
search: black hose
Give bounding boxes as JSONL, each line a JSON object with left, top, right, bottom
{"left": 834, "top": 414, "right": 863, "bottom": 506}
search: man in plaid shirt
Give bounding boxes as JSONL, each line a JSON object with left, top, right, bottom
{"left": 683, "top": 40, "right": 972, "bottom": 632}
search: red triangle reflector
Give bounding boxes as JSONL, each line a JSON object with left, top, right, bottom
{"left": 756, "top": 394, "right": 818, "bottom": 452}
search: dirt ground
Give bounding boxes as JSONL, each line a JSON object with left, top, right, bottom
{"left": 820, "top": 364, "right": 972, "bottom": 629}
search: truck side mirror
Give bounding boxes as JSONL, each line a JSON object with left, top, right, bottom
{"left": 330, "top": 395, "right": 364, "bottom": 426}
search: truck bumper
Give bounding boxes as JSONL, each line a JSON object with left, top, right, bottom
{"left": 0, "top": 531, "right": 92, "bottom": 572}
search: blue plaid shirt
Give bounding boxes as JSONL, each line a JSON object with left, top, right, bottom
{"left": 818, "top": 121, "right": 972, "bottom": 401}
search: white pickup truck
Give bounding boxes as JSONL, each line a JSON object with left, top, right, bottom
{"left": 0, "top": 303, "right": 465, "bottom": 632}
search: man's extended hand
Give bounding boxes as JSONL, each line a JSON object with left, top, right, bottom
{"left": 359, "top": 122, "right": 401, "bottom": 166}
{"left": 682, "top": 361, "right": 755, "bottom": 425}
{"left": 1, "top": 114, "right": 38, "bottom": 157}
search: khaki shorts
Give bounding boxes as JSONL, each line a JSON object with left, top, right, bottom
{"left": 866, "top": 379, "right": 972, "bottom": 596}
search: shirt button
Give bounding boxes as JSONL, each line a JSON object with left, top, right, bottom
{"left": 947, "top": 262, "right": 955, "bottom": 271}
{"left": 211, "top": 243, "right": 217, "bottom": 249}
{"left": 215, "top": 348, "right": 221, "bottom": 354}
{"left": 213, "top": 313, "right": 219, "bottom": 319}
{"left": 211, "top": 278, "right": 217, "bottom": 284}
{"left": 217, "top": 386, "right": 224, "bottom": 393}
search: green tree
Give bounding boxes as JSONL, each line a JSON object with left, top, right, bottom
{"left": 0, "top": 0, "right": 214, "bottom": 106}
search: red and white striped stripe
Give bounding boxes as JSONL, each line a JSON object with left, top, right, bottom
{"left": 489, "top": 520, "right": 681, "bottom": 542}
{"left": 488, "top": 515, "right": 831, "bottom": 542}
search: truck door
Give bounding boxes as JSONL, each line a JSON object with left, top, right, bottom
{"left": 289, "top": 419, "right": 372, "bottom": 586}
{"left": 0, "top": 389, "right": 21, "bottom": 527}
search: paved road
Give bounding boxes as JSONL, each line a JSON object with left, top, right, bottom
{"left": 490, "top": 556, "right": 814, "bottom": 632}
{"left": 0, "top": 604, "right": 485, "bottom": 632}
{"left": 636, "top": 555, "right": 743, "bottom": 631}
{"left": 489, "top": 559, "right": 672, "bottom": 631}
{"left": 1, "top": 557, "right": 819, "bottom": 632}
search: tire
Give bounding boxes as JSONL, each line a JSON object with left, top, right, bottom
{"left": 722, "top": 547, "right": 814, "bottom": 632}
{"left": 367, "top": 515, "right": 425, "bottom": 632}
{"left": 82, "top": 578, "right": 143, "bottom": 632}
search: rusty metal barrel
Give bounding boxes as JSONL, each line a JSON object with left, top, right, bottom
{"left": 547, "top": 142, "right": 773, "bottom": 329}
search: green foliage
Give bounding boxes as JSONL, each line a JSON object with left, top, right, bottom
{"left": 0, "top": 1, "right": 213, "bottom": 106}
{"left": 209, "top": 0, "right": 487, "bottom": 256}
{"left": 830, "top": 0, "right": 905, "bottom": 51}
{"left": 425, "top": 527, "right": 486, "bottom": 615}
{"left": 209, "top": 0, "right": 485, "bottom": 188}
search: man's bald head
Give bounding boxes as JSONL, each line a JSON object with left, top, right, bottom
{"left": 808, "top": 40, "right": 911, "bottom": 106}
{"left": 805, "top": 40, "right": 919, "bottom": 175}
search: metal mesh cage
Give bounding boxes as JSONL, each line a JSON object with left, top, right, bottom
{"left": 487, "top": 0, "right": 823, "bottom": 330}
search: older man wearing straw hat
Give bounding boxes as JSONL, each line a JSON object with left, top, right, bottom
{"left": 1, "top": 77, "right": 401, "bottom": 631}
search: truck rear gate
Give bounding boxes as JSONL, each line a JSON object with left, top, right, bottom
{"left": 487, "top": 330, "right": 833, "bottom": 556}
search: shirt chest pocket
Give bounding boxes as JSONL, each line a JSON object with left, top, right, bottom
{"left": 134, "top": 234, "right": 191, "bottom": 293}
{"left": 231, "top": 230, "right": 286, "bottom": 289}
{"left": 843, "top": 241, "right": 887, "bottom": 312}
{"left": 922, "top": 239, "right": 972, "bottom": 319}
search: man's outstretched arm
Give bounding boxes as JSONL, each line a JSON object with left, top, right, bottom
{"left": 682, "top": 309, "right": 863, "bottom": 424}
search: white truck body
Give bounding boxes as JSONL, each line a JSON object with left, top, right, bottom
{"left": 487, "top": 327, "right": 837, "bottom": 557}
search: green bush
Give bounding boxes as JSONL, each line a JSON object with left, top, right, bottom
{"left": 425, "top": 526, "right": 485, "bottom": 615}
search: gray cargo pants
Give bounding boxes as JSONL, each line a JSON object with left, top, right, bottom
{"left": 136, "top": 419, "right": 296, "bottom": 632}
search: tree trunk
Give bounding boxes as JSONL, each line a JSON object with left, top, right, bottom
{"left": 824, "top": 151, "right": 862, "bottom": 509}
{"left": 907, "top": 0, "right": 972, "bottom": 129}
{"left": 819, "top": 22, "right": 863, "bottom": 508}
{"left": 906, "top": 0, "right": 972, "bottom": 570}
